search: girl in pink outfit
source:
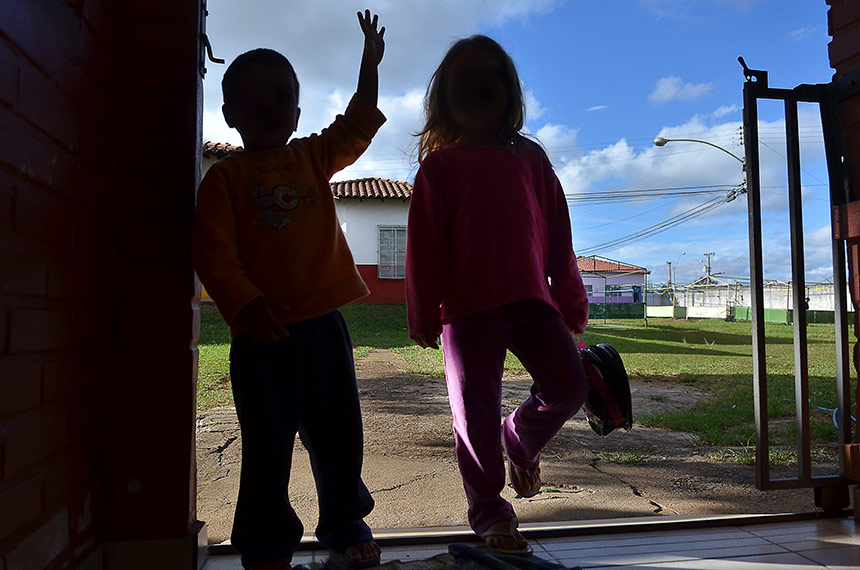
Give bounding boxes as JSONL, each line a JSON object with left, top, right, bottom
{"left": 405, "top": 35, "right": 590, "bottom": 556}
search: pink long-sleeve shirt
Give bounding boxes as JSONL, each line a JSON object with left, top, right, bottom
{"left": 405, "top": 142, "right": 589, "bottom": 338}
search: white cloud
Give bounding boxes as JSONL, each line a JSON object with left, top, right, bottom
{"left": 533, "top": 123, "right": 579, "bottom": 166}
{"left": 203, "top": 107, "right": 242, "bottom": 147}
{"left": 334, "top": 89, "right": 426, "bottom": 182}
{"left": 586, "top": 105, "right": 608, "bottom": 112}
{"left": 712, "top": 104, "right": 739, "bottom": 119}
{"left": 556, "top": 107, "right": 828, "bottom": 281}
{"left": 639, "top": 0, "right": 767, "bottom": 21}
{"left": 788, "top": 26, "right": 815, "bottom": 42}
{"left": 648, "top": 76, "right": 713, "bottom": 104}
{"left": 524, "top": 89, "right": 547, "bottom": 120}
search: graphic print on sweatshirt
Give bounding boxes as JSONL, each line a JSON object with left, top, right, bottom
{"left": 250, "top": 183, "right": 319, "bottom": 228}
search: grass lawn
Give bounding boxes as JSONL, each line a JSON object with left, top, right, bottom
{"left": 197, "top": 303, "right": 852, "bottom": 452}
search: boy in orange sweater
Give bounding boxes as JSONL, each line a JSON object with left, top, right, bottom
{"left": 192, "top": 11, "right": 386, "bottom": 570}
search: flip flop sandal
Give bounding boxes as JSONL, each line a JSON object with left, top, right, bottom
{"left": 508, "top": 460, "right": 541, "bottom": 498}
{"left": 479, "top": 518, "right": 534, "bottom": 557}
{"left": 328, "top": 547, "right": 381, "bottom": 570}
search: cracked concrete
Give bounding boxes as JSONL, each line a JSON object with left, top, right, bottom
{"left": 197, "top": 348, "right": 836, "bottom": 544}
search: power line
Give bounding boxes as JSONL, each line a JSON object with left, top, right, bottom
{"left": 565, "top": 184, "right": 736, "bottom": 203}
{"left": 576, "top": 187, "right": 745, "bottom": 256}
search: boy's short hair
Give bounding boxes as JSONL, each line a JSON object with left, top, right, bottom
{"left": 222, "top": 48, "right": 300, "bottom": 105}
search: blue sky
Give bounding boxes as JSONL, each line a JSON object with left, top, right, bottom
{"left": 203, "top": 0, "right": 835, "bottom": 285}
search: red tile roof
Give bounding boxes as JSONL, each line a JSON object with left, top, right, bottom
{"left": 331, "top": 178, "right": 412, "bottom": 200}
{"left": 202, "top": 141, "right": 243, "bottom": 158}
{"left": 201, "top": 143, "right": 412, "bottom": 202}
{"left": 577, "top": 255, "right": 650, "bottom": 274}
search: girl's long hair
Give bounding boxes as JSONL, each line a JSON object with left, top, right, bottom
{"left": 416, "top": 35, "right": 527, "bottom": 163}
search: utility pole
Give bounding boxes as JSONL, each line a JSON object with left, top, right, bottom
{"left": 703, "top": 252, "right": 715, "bottom": 283}
{"left": 666, "top": 261, "right": 673, "bottom": 305}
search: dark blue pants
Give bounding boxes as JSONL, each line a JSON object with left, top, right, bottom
{"left": 229, "top": 310, "right": 374, "bottom": 569}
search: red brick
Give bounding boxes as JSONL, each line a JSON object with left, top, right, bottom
{"left": 70, "top": 302, "right": 107, "bottom": 350}
{"left": 41, "top": 456, "right": 75, "bottom": 514}
{"left": 46, "top": 255, "right": 80, "bottom": 300}
{"left": 122, "top": 1, "right": 189, "bottom": 18}
{"left": 104, "top": 385, "right": 194, "bottom": 432}
{"left": 119, "top": 213, "right": 192, "bottom": 258}
{"left": 119, "top": 92, "right": 191, "bottom": 132}
{"left": 5, "top": 508, "right": 70, "bottom": 570}
{"left": 107, "top": 347, "right": 196, "bottom": 388}
{"left": 4, "top": 412, "right": 67, "bottom": 478}
{"left": 83, "top": 0, "right": 109, "bottom": 40}
{"left": 109, "top": 175, "right": 190, "bottom": 214}
{"left": 116, "top": 139, "right": 194, "bottom": 177}
{"left": 0, "top": 110, "right": 83, "bottom": 197}
{"left": 0, "top": 185, "right": 13, "bottom": 231}
{"left": 0, "top": 251, "right": 48, "bottom": 296}
{"left": 829, "top": 25, "right": 860, "bottom": 71}
{"left": 9, "top": 309, "right": 71, "bottom": 354}
{"left": 0, "top": 306, "right": 8, "bottom": 353}
{"left": 42, "top": 359, "right": 80, "bottom": 403}
{"left": 119, "top": 58, "right": 194, "bottom": 95}
{"left": 0, "top": 0, "right": 81, "bottom": 88}
{"left": 18, "top": 65, "right": 80, "bottom": 150}
{"left": 0, "top": 360, "right": 41, "bottom": 416}
{"left": 112, "top": 259, "right": 189, "bottom": 300}
{"left": 0, "top": 478, "right": 43, "bottom": 541}
{"left": 76, "top": 23, "right": 107, "bottom": 85}
{"left": 842, "top": 97, "right": 860, "bottom": 131}
{"left": 0, "top": 42, "right": 19, "bottom": 107}
{"left": 99, "top": 427, "right": 194, "bottom": 538}
{"left": 112, "top": 299, "right": 193, "bottom": 348}
{"left": 828, "top": 0, "right": 860, "bottom": 35}
{"left": 14, "top": 185, "right": 75, "bottom": 248}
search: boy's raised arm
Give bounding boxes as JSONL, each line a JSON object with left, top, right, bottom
{"left": 356, "top": 9, "right": 385, "bottom": 107}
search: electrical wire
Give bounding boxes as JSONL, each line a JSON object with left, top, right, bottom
{"left": 577, "top": 191, "right": 740, "bottom": 256}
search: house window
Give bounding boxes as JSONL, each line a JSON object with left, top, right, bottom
{"left": 585, "top": 285, "right": 593, "bottom": 299}
{"left": 378, "top": 226, "right": 407, "bottom": 279}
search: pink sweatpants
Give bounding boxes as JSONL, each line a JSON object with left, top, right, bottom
{"left": 440, "top": 300, "right": 588, "bottom": 534}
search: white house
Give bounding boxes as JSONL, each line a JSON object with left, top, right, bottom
{"left": 330, "top": 178, "right": 411, "bottom": 303}
{"left": 201, "top": 142, "right": 412, "bottom": 303}
{"left": 577, "top": 255, "right": 650, "bottom": 303}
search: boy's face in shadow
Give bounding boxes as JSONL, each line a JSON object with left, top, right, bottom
{"left": 445, "top": 47, "right": 508, "bottom": 137}
{"left": 223, "top": 64, "right": 300, "bottom": 150}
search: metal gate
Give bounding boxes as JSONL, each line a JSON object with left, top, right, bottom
{"left": 740, "top": 58, "right": 859, "bottom": 510}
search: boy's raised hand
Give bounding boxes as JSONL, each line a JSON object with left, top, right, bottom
{"left": 357, "top": 9, "right": 385, "bottom": 66}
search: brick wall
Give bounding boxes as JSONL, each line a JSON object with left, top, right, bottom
{"left": 0, "top": 1, "right": 202, "bottom": 568}
{"left": 828, "top": 0, "right": 860, "bottom": 187}
{"left": 828, "top": 0, "right": 860, "bottom": 472}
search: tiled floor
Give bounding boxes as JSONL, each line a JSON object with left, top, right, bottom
{"left": 202, "top": 517, "right": 859, "bottom": 569}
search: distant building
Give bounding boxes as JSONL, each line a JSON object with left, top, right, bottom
{"left": 577, "top": 255, "right": 650, "bottom": 303}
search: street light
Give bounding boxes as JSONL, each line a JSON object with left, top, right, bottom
{"left": 674, "top": 251, "right": 686, "bottom": 284}
{"left": 653, "top": 137, "right": 744, "bottom": 165}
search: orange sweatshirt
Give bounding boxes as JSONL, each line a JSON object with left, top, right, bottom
{"left": 192, "top": 94, "right": 386, "bottom": 337}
